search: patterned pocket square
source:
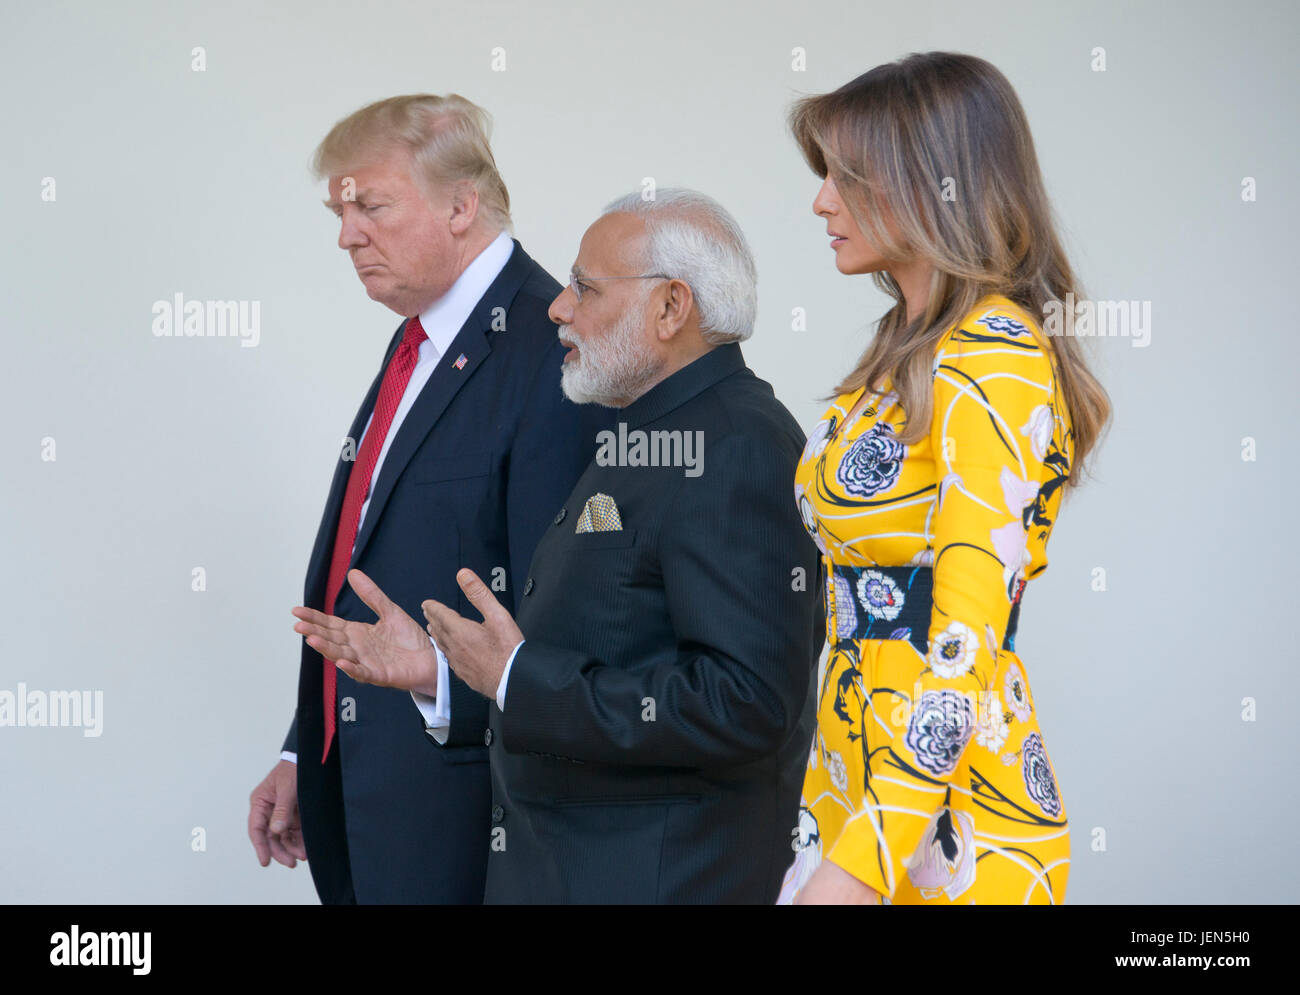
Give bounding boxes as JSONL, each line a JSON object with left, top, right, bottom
{"left": 575, "top": 492, "right": 623, "bottom": 533}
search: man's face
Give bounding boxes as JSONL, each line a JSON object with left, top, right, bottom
{"left": 548, "top": 212, "right": 666, "bottom": 407}
{"left": 325, "top": 150, "right": 460, "bottom": 317}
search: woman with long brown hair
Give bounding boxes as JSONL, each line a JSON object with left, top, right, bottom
{"left": 779, "top": 52, "right": 1110, "bottom": 905}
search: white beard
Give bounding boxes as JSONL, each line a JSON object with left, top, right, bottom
{"left": 558, "top": 301, "right": 664, "bottom": 407}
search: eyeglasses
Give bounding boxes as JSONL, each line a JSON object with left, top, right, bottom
{"left": 568, "top": 272, "right": 671, "bottom": 303}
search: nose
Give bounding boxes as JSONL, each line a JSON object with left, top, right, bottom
{"left": 548, "top": 284, "right": 575, "bottom": 326}
{"left": 337, "top": 205, "right": 367, "bottom": 251}
{"left": 813, "top": 174, "right": 838, "bottom": 218}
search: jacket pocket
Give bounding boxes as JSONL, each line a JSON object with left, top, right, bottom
{"left": 567, "top": 528, "right": 638, "bottom": 550}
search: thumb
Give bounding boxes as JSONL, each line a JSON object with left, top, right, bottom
{"left": 456, "top": 568, "right": 505, "bottom": 623}
{"left": 347, "top": 568, "right": 397, "bottom": 620}
{"left": 269, "top": 795, "right": 293, "bottom": 835}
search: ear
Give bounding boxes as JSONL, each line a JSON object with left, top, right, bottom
{"left": 447, "top": 181, "right": 480, "bottom": 235}
{"left": 654, "top": 278, "right": 695, "bottom": 342}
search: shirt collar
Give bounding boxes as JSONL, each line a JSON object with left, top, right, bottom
{"left": 416, "top": 230, "right": 514, "bottom": 355}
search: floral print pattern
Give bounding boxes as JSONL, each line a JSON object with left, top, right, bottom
{"left": 1021, "top": 732, "right": 1063, "bottom": 817}
{"left": 780, "top": 297, "right": 1073, "bottom": 905}
{"left": 905, "top": 690, "right": 975, "bottom": 776}
{"left": 836, "top": 422, "right": 906, "bottom": 497}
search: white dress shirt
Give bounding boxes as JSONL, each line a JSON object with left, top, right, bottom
{"left": 282, "top": 230, "right": 515, "bottom": 763}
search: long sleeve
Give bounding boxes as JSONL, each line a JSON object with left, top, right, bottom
{"left": 500, "top": 431, "right": 821, "bottom": 768}
{"left": 281, "top": 711, "right": 297, "bottom": 755}
{"left": 827, "top": 319, "right": 1060, "bottom": 898}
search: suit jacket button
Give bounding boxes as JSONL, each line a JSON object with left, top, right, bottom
{"left": 523, "top": 577, "right": 534, "bottom": 596}
{"left": 554, "top": 507, "right": 567, "bottom": 525}
{"left": 491, "top": 804, "right": 505, "bottom": 823}
{"left": 484, "top": 728, "right": 493, "bottom": 746}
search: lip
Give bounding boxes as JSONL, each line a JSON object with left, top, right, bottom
{"left": 558, "top": 336, "right": 579, "bottom": 362}
{"left": 355, "top": 263, "right": 385, "bottom": 273}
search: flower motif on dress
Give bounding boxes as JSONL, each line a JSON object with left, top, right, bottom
{"left": 802, "top": 416, "right": 836, "bottom": 464}
{"left": 1020, "top": 732, "right": 1062, "bottom": 817}
{"left": 905, "top": 806, "right": 976, "bottom": 902}
{"left": 976, "top": 313, "right": 1031, "bottom": 337}
{"left": 826, "top": 750, "right": 849, "bottom": 793}
{"left": 991, "top": 469, "right": 1037, "bottom": 600}
{"left": 833, "top": 573, "right": 858, "bottom": 639}
{"left": 856, "top": 569, "right": 904, "bottom": 621}
{"left": 794, "top": 485, "right": 827, "bottom": 556}
{"left": 990, "top": 519, "right": 1032, "bottom": 598}
{"left": 1021, "top": 404, "right": 1054, "bottom": 462}
{"left": 1004, "top": 660, "right": 1032, "bottom": 721}
{"left": 904, "top": 690, "right": 975, "bottom": 776}
{"left": 974, "top": 691, "right": 1009, "bottom": 753}
{"left": 1001, "top": 466, "right": 1040, "bottom": 522}
{"left": 836, "top": 422, "right": 906, "bottom": 498}
{"left": 928, "top": 621, "right": 979, "bottom": 678}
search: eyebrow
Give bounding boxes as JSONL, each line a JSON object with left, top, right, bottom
{"left": 322, "top": 188, "right": 381, "bottom": 210}
{"left": 570, "top": 263, "right": 588, "bottom": 278}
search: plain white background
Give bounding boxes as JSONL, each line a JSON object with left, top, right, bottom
{"left": 2, "top": 0, "right": 1295, "bottom": 903}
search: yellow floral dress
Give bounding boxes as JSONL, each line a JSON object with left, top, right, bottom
{"left": 779, "top": 295, "right": 1072, "bottom": 905}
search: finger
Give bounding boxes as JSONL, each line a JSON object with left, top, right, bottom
{"left": 303, "top": 633, "right": 358, "bottom": 665}
{"left": 248, "top": 799, "right": 272, "bottom": 867}
{"left": 422, "top": 599, "right": 457, "bottom": 644}
{"left": 335, "top": 658, "right": 380, "bottom": 688}
{"left": 283, "top": 827, "right": 308, "bottom": 861}
{"left": 268, "top": 833, "right": 298, "bottom": 869}
{"left": 456, "top": 569, "right": 507, "bottom": 624}
{"left": 295, "top": 618, "right": 352, "bottom": 652}
{"left": 292, "top": 606, "right": 346, "bottom": 631}
{"left": 347, "top": 569, "right": 399, "bottom": 620}
{"left": 269, "top": 796, "right": 293, "bottom": 837}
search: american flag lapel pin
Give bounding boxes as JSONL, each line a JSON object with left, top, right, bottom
{"left": 454, "top": 353, "right": 468, "bottom": 370}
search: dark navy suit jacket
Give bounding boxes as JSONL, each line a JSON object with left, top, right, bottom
{"left": 283, "top": 240, "right": 611, "bottom": 904}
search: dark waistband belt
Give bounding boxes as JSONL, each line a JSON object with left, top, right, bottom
{"left": 827, "top": 563, "right": 1021, "bottom": 656}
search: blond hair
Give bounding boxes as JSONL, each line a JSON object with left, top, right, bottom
{"left": 312, "top": 93, "right": 512, "bottom": 231}
{"left": 789, "top": 52, "right": 1110, "bottom": 486}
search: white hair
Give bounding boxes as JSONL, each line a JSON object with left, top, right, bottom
{"left": 600, "top": 188, "right": 757, "bottom": 344}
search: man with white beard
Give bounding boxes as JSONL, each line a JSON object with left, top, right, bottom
{"left": 293, "top": 189, "right": 825, "bottom": 903}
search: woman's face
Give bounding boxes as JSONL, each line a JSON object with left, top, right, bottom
{"left": 813, "top": 172, "right": 895, "bottom": 276}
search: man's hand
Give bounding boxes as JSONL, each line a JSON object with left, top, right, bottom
{"left": 248, "top": 759, "right": 307, "bottom": 868}
{"left": 793, "top": 858, "right": 882, "bottom": 905}
{"left": 292, "top": 568, "right": 439, "bottom": 696}
{"left": 423, "top": 568, "right": 522, "bottom": 699}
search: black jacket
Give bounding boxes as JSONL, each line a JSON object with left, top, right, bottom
{"left": 485, "top": 342, "right": 825, "bottom": 903}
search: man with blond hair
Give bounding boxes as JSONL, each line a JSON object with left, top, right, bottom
{"left": 246, "top": 94, "right": 607, "bottom": 904}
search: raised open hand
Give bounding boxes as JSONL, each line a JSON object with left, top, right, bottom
{"left": 292, "top": 568, "right": 440, "bottom": 696}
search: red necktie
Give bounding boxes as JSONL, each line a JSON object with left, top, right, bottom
{"left": 320, "top": 315, "right": 428, "bottom": 761}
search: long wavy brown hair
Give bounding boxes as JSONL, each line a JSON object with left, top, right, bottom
{"left": 789, "top": 52, "right": 1110, "bottom": 486}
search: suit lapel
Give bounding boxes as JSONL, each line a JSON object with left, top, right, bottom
{"left": 347, "top": 240, "right": 540, "bottom": 570}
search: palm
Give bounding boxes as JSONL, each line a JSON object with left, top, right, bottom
{"left": 291, "top": 568, "right": 440, "bottom": 695}
{"left": 346, "top": 604, "right": 431, "bottom": 689}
